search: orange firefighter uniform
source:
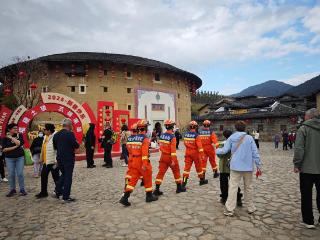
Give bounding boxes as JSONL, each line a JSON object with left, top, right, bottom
{"left": 153, "top": 129, "right": 186, "bottom": 195}
{"left": 120, "top": 120, "right": 158, "bottom": 206}
{"left": 156, "top": 131, "right": 180, "bottom": 184}
{"left": 124, "top": 124, "right": 137, "bottom": 190}
{"left": 199, "top": 127, "right": 220, "bottom": 176}
{"left": 183, "top": 125, "right": 208, "bottom": 186}
{"left": 125, "top": 134, "right": 153, "bottom": 193}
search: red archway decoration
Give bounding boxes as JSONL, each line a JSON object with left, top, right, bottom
{"left": 17, "top": 103, "right": 83, "bottom": 148}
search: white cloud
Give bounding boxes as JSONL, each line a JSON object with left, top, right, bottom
{"left": 282, "top": 72, "right": 320, "bottom": 86}
{"left": 0, "top": 0, "right": 319, "bottom": 71}
{"left": 303, "top": 6, "right": 320, "bottom": 34}
{"left": 280, "top": 27, "right": 303, "bottom": 40}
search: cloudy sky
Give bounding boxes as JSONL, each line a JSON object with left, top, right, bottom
{"left": 0, "top": 0, "right": 320, "bottom": 94}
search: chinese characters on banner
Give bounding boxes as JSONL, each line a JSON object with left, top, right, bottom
{"left": 8, "top": 105, "right": 27, "bottom": 124}
{"left": 41, "top": 92, "right": 91, "bottom": 124}
{"left": 17, "top": 103, "right": 83, "bottom": 148}
{"left": 0, "top": 105, "right": 13, "bottom": 137}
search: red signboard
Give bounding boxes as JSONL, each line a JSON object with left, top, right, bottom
{"left": 0, "top": 105, "right": 13, "bottom": 137}
{"left": 17, "top": 103, "right": 83, "bottom": 148}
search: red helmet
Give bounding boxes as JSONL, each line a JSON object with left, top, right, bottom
{"left": 164, "top": 119, "right": 175, "bottom": 130}
{"left": 164, "top": 119, "right": 175, "bottom": 126}
{"left": 203, "top": 120, "right": 211, "bottom": 126}
{"left": 189, "top": 121, "right": 198, "bottom": 128}
{"left": 137, "top": 119, "right": 149, "bottom": 129}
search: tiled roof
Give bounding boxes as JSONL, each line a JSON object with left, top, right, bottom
{"left": 199, "top": 103, "right": 304, "bottom": 121}
{"left": 39, "top": 52, "right": 202, "bottom": 88}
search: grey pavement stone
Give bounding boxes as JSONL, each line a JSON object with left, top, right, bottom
{"left": 0, "top": 143, "right": 319, "bottom": 239}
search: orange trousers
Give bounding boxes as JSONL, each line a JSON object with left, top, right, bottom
{"left": 125, "top": 164, "right": 153, "bottom": 193}
{"left": 183, "top": 151, "right": 204, "bottom": 179}
{"left": 155, "top": 154, "right": 182, "bottom": 185}
{"left": 202, "top": 145, "right": 218, "bottom": 172}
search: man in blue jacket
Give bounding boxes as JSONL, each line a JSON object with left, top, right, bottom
{"left": 216, "top": 121, "right": 262, "bottom": 216}
{"left": 53, "top": 118, "right": 79, "bottom": 203}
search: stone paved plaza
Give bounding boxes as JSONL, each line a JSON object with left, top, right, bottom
{"left": 0, "top": 143, "right": 319, "bottom": 240}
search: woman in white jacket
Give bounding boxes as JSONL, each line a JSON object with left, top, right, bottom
{"left": 35, "top": 124, "right": 60, "bottom": 199}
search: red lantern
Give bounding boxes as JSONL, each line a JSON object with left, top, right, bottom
{"left": 4, "top": 87, "right": 12, "bottom": 96}
{"left": 18, "top": 71, "right": 26, "bottom": 78}
{"left": 30, "top": 82, "right": 37, "bottom": 90}
{"left": 71, "top": 64, "right": 75, "bottom": 77}
{"left": 85, "top": 64, "right": 89, "bottom": 77}
{"left": 121, "top": 118, "right": 126, "bottom": 123}
{"left": 105, "top": 109, "right": 111, "bottom": 114}
{"left": 111, "top": 66, "right": 115, "bottom": 79}
{"left": 98, "top": 64, "right": 103, "bottom": 78}
{"left": 105, "top": 117, "right": 111, "bottom": 122}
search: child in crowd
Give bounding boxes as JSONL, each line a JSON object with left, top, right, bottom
{"left": 217, "top": 129, "right": 243, "bottom": 206}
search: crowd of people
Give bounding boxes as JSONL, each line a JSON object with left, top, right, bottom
{"left": 119, "top": 118, "right": 262, "bottom": 217}
{"left": 0, "top": 107, "right": 319, "bottom": 229}
{"left": 273, "top": 130, "right": 296, "bottom": 150}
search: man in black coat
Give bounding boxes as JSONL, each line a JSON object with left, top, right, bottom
{"left": 100, "top": 122, "right": 113, "bottom": 168}
{"left": 85, "top": 123, "right": 96, "bottom": 168}
{"left": 175, "top": 128, "right": 182, "bottom": 149}
{"left": 53, "top": 118, "right": 79, "bottom": 202}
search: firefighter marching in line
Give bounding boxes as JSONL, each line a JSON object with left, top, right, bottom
{"left": 183, "top": 121, "right": 208, "bottom": 187}
{"left": 123, "top": 123, "right": 138, "bottom": 191}
{"left": 199, "top": 120, "right": 220, "bottom": 179}
{"left": 120, "top": 120, "right": 158, "bottom": 206}
{"left": 153, "top": 120, "right": 186, "bottom": 196}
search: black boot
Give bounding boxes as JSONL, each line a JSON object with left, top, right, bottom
{"left": 199, "top": 177, "right": 208, "bottom": 185}
{"left": 140, "top": 179, "right": 144, "bottom": 187}
{"left": 119, "top": 192, "right": 131, "bottom": 207}
{"left": 213, "top": 170, "right": 220, "bottom": 178}
{"left": 153, "top": 184, "right": 163, "bottom": 196}
{"left": 176, "top": 183, "right": 186, "bottom": 193}
{"left": 182, "top": 177, "right": 188, "bottom": 188}
{"left": 35, "top": 192, "right": 48, "bottom": 199}
{"left": 146, "top": 192, "right": 158, "bottom": 203}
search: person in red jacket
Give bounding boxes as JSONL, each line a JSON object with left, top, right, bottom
{"left": 199, "top": 120, "right": 220, "bottom": 179}
{"left": 120, "top": 120, "right": 158, "bottom": 206}
{"left": 153, "top": 120, "right": 186, "bottom": 196}
{"left": 183, "top": 121, "right": 208, "bottom": 187}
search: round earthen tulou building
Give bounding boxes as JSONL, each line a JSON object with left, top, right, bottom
{"left": 1, "top": 52, "right": 202, "bottom": 130}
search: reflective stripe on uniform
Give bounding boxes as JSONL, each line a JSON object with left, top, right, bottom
{"left": 171, "top": 153, "right": 177, "bottom": 156}
{"left": 126, "top": 142, "right": 142, "bottom": 145}
{"left": 200, "top": 134, "right": 211, "bottom": 137}
{"left": 125, "top": 175, "right": 132, "bottom": 179}
{"left": 184, "top": 138, "right": 195, "bottom": 141}
{"left": 126, "top": 185, "right": 134, "bottom": 190}
{"left": 159, "top": 140, "right": 170, "bottom": 144}
{"left": 183, "top": 171, "right": 190, "bottom": 174}
{"left": 197, "top": 171, "right": 204, "bottom": 175}
{"left": 175, "top": 178, "right": 182, "bottom": 182}
{"left": 142, "top": 156, "right": 148, "bottom": 160}
{"left": 155, "top": 179, "right": 162, "bottom": 183}
{"left": 199, "top": 149, "right": 204, "bottom": 152}
{"left": 145, "top": 187, "right": 153, "bottom": 192}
